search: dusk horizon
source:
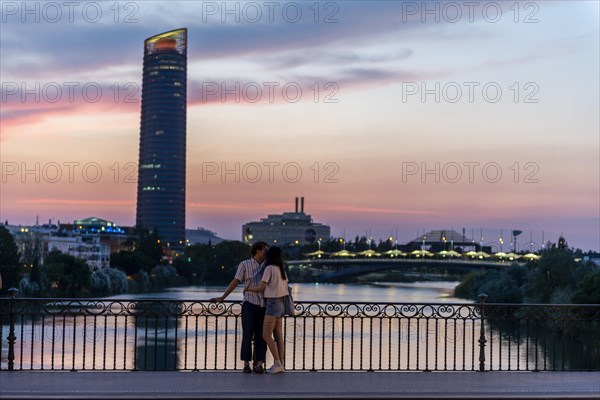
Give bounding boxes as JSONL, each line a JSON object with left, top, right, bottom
{"left": 1, "top": 1, "right": 599, "bottom": 251}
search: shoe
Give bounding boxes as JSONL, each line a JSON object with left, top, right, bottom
{"left": 243, "top": 365, "right": 252, "bottom": 373}
{"left": 265, "top": 363, "right": 285, "bottom": 374}
{"left": 253, "top": 364, "right": 264, "bottom": 374}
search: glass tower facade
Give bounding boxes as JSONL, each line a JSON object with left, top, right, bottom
{"left": 136, "top": 28, "right": 187, "bottom": 246}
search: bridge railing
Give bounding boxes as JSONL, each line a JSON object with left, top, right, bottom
{"left": 1, "top": 291, "right": 599, "bottom": 372}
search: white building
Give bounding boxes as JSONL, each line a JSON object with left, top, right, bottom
{"left": 242, "top": 197, "right": 330, "bottom": 246}
{"left": 47, "top": 235, "right": 110, "bottom": 269}
{"left": 4, "top": 220, "right": 110, "bottom": 269}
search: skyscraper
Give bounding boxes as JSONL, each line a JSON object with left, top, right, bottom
{"left": 136, "top": 28, "right": 187, "bottom": 246}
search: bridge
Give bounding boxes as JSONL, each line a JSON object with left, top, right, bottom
{"left": 1, "top": 294, "right": 599, "bottom": 399}
{"left": 287, "top": 258, "right": 513, "bottom": 282}
{"left": 2, "top": 370, "right": 599, "bottom": 399}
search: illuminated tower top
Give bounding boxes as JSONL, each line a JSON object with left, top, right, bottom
{"left": 144, "top": 28, "right": 187, "bottom": 56}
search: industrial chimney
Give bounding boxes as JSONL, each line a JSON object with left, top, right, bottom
{"left": 301, "top": 197, "right": 305, "bottom": 213}
{"left": 295, "top": 197, "right": 299, "bottom": 213}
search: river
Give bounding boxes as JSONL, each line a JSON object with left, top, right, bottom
{"left": 2, "top": 282, "right": 595, "bottom": 371}
{"left": 107, "top": 281, "right": 466, "bottom": 303}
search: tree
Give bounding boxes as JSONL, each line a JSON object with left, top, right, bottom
{"left": 111, "top": 250, "right": 153, "bottom": 276}
{"left": 0, "top": 226, "right": 21, "bottom": 293}
{"left": 20, "top": 232, "right": 43, "bottom": 271}
{"left": 91, "top": 267, "right": 128, "bottom": 296}
{"left": 525, "top": 248, "right": 582, "bottom": 303}
{"left": 44, "top": 250, "right": 91, "bottom": 297}
{"left": 177, "top": 241, "right": 250, "bottom": 285}
{"left": 454, "top": 268, "right": 525, "bottom": 303}
{"left": 571, "top": 270, "right": 600, "bottom": 304}
{"left": 136, "top": 228, "right": 164, "bottom": 267}
{"left": 110, "top": 229, "right": 164, "bottom": 276}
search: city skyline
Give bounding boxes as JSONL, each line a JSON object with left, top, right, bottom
{"left": 1, "top": 1, "right": 598, "bottom": 251}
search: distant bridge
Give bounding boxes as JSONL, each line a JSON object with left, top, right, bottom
{"left": 287, "top": 258, "right": 517, "bottom": 282}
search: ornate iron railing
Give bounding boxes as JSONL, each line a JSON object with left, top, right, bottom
{"left": 1, "top": 291, "right": 599, "bottom": 372}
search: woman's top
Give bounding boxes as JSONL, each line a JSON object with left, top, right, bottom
{"left": 261, "top": 264, "right": 289, "bottom": 298}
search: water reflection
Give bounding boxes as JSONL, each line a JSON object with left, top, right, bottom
{"left": 2, "top": 283, "right": 597, "bottom": 371}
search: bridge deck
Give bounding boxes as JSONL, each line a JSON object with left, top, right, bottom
{"left": 1, "top": 371, "right": 598, "bottom": 399}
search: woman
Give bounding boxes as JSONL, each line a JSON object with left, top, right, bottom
{"left": 246, "top": 246, "right": 288, "bottom": 374}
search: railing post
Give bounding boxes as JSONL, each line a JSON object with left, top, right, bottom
{"left": 478, "top": 293, "right": 488, "bottom": 372}
{"left": 7, "top": 287, "right": 18, "bottom": 371}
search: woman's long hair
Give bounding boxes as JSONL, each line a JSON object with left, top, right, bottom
{"left": 265, "top": 246, "right": 287, "bottom": 280}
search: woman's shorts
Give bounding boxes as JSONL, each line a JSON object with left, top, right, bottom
{"left": 265, "top": 297, "right": 285, "bottom": 317}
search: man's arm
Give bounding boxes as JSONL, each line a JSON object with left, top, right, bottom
{"left": 210, "top": 278, "right": 241, "bottom": 302}
{"left": 246, "top": 280, "right": 267, "bottom": 293}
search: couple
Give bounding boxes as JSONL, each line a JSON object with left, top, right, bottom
{"left": 210, "top": 242, "right": 288, "bottom": 374}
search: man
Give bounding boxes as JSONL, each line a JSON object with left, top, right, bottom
{"left": 210, "top": 241, "right": 268, "bottom": 373}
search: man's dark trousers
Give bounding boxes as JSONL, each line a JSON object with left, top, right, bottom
{"left": 241, "top": 301, "right": 266, "bottom": 363}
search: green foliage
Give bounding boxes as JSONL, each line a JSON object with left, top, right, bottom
{"left": 127, "top": 270, "right": 150, "bottom": 293}
{"left": 20, "top": 232, "right": 43, "bottom": 271}
{"left": 454, "top": 267, "right": 525, "bottom": 303}
{"left": 572, "top": 270, "right": 600, "bottom": 304}
{"left": 111, "top": 250, "right": 155, "bottom": 276}
{"left": 453, "top": 271, "right": 482, "bottom": 299}
{"left": 150, "top": 265, "right": 179, "bottom": 288}
{"left": 175, "top": 241, "right": 251, "bottom": 285}
{"left": 136, "top": 228, "right": 164, "bottom": 266}
{"left": 91, "top": 267, "right": 128, "bottom": 296}
{"left": 0, "top": 225, "right": 22, "bottom": 293}
{"left": 110, "top": 228, "right": 165, "bottom": 278}
{"left": 454, "top": 247, "right": 598, "bottom": 304}
{"left": 18, "top": 275, "right": 46, "bottom": 297}
{"left": 525, "top": 248, "right": 584, "bottom": 303}
{"left": 44, "top": 250, "right": 91, "bottom": 297}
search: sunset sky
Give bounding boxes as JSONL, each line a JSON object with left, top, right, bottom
{"left": 1, "top": 1, "right": 599, "bottom": 251}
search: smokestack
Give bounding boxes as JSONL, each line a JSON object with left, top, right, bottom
{"left": 301, "top": 197, "right": 304, "bottom": 213}
{"left": 295, "top": 197, "right": 298, "bottom": 213}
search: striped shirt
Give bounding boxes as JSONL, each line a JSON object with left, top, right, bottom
{"left": 234, "top": 258, "right": 265, "bottom": 307}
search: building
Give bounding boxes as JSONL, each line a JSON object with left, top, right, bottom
{"left": 73, "top": 217, "right": 126, "bottom": 234}
{"left": 186, "top": 227, "right": 224, "bottom": 246}
{"left": 242, "top": 197, "right": 330, "bottom": 246}
{"left": 4, "top": 219, "right": 111, "bottom": 269}
{"left": 47, "top": 235, "right": 110, "bottom": 270}
{"left": 136, "top": 28, "right": 188, "bottom": 247}
{"left": 67, "top": 217, "right": 134, "bottom": 254}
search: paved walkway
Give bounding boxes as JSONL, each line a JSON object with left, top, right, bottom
{"left": 0, "top": 371, "right": 598, "bottom": 399}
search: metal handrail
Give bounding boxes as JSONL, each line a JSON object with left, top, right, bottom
{"left": 2, "top": 292, "right": 598, "bottom": 372}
